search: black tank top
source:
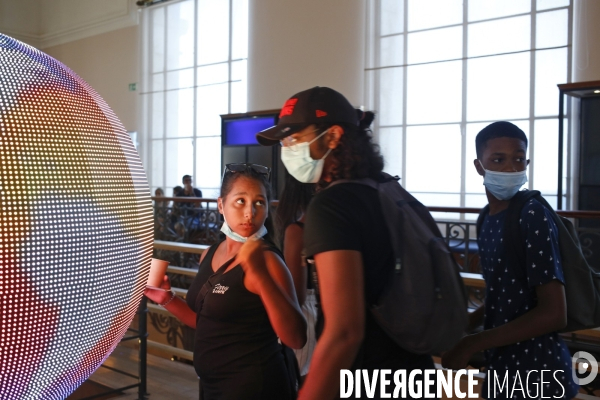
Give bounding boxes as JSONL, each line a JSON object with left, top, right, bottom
{"left": 186, "top": 238, "right": 292, "bottom": 400}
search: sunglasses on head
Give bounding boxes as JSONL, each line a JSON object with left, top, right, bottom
{"left": 222, "top": 163, "right": 271, "bottom": 181}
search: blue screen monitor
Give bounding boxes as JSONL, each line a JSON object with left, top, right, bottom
{"left": 223, "top": 115, "right": 277, "bottom": 146}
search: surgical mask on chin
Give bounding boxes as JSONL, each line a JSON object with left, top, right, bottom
{"left": 281, "top": 129, "right": 332, "bottom": 184}
{"left": 479, "top": 160, "right": 528, "bottom": 201}
{"left": 220, "top": 215, "right": 267, "bottom": 243}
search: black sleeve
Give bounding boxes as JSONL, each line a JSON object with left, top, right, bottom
{"left": 303, "top": 187, "right": 362, "bottom": 258}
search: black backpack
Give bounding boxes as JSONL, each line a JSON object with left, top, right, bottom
{"left": 326, "top": 173, "right": 468, "bottom": 354}
{"left": 476, "top": 190, "right": 600, "bottom": 332}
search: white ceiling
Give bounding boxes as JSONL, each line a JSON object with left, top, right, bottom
{"left": 0, "top": 0, "right": 138, "bottom": 49}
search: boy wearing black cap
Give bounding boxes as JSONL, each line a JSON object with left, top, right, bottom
{"left": 442, "top": 121, "right": 578, "bottom": 399}
{"left": 258, "top": 87, "right": 436, "bottom": 400}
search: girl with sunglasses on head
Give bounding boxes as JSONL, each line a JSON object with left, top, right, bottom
{"left": 144, "top": 163, "right": 306, "bottom": 400}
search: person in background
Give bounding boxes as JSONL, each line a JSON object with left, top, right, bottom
{"left": 144, "top": 163, "right": 306, "bottom": 400}
{"left": 154, "top": 187, "right": 166, "bottom": 208}
{"left": 153, "top": 188, "right": 168, "bottom": 237}
{"left": 169, "top": 185, "right": 184, "bottom": 234}
{"left": 172, "top": 185, "right": 183, "bottom": 197}
{"left": 179, "top": 174, "right": 202, "bottom": 198}
{"left": 176, "top": 175, "right": 203, "bottom": 211}
{"left": 275, "top": 171, "right": 317, "bottom": 381}
{"left": 441, "top": 121, "right": 578, "bottom": 399}
{"left": 256, "top": 86, "right": 436, "bottom": 399}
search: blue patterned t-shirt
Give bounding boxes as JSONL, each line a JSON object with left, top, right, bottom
{"left": 478, "top": 198, "right": 578, "bottom": 399}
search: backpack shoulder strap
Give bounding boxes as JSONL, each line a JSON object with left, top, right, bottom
{"left": 504, "top": 190, "right": 541, "bottom": 277}
{"left": 528, "top": 194, "right": 558, "bottom": 223}
{"left": 195, "top": 255, "right": 235, "bottom": 312}
{"left": 394, "top": 183, "right": 444, "bottom": 238}
{"left": 376, "top": 174, "right": 448, "bottom": 242}
{"left": 533, "top": 196, "right": 580, "bottom": 245}
{"left": 326, "top": 177, "right": 377, "bottom": 190}
{"left": 476, "top": 204, "right": 490, "bottom": 238}
{"left": 327, "top": 173, "right": 443, "bottom": 240}
{"left": 325, "top": 172, "right": 399, "bottom": 190}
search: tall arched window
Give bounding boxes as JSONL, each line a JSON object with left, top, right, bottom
{"left": 140, "top": 0, "right": 248, "bottom": 198}
{"left": 365, "top": 0, "right": 572, "bottom": 215}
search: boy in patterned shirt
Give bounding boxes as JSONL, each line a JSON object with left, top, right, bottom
{"left": 442, "top": 121, "right": 578, "bottom": 399}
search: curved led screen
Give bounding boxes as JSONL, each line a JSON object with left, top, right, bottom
{"left": 0, "top": 34, "right": 153, "bottom": 399}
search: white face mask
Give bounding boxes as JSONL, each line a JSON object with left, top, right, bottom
{"left": 281, "top": 129, "right": 332, "bottom": 183}
{"left": 478, "top": 160, "right": 528, "bottom": 201}
{"left": 220, "top": 215, "right": 268, "bottom": 243}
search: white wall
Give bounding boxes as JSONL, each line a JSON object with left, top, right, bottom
{"left": 0, "top": 0, "right": 41, "bottom": 45}
{"left": 38, "top": 0, "right": 137, "bottom": 49}
{"left": 247, "top": 0, "right": 366, "bottom": 111}
{"left": 0, "top": 0, "right": 139, "bottom": 132}
{"left": 0, "top": 0, "right": 137, "bottom": 49}
{"left": 43, "top": 26, "right": 139, "bottom": 132}
{"left": 572, "top": 0, "right": 600, "bottom": 82}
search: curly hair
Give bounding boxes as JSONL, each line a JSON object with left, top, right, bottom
{"left": 274, "top": 171, "right": 315, "bottom": 248}
{"left": 313, "top": 111, "right": 383, "bottom": 189}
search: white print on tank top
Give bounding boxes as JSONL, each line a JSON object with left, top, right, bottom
{"left": 212, "top": 284, "right": 229, "bottom": 294}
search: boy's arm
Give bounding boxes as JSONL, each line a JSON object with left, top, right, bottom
{"left": 442, "top": 279, "right": 566, "bottom": 369}
{"left": 467, "top": 304, "right": 485, "bottom": 333}
{"left": 298, "top": 250, "right": 365, "bottom": 400}
{"left": 442, "top": 200, "right": 566, "bottom": 369}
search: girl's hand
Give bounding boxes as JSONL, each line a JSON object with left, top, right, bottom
{"left": 441, "top": 335, "right": 478, "bottom": 370}
{"left": 144, "top": 275, "right": 172, "bottom": 304}
{"left": 235, "top": 238, "right": 269, "bottom": 282}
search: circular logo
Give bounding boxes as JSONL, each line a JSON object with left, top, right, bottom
{"left": 573, "top": 351, "right": 598, "bottom": 386}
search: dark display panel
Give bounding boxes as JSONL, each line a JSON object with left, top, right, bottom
{"left": 221, "top": 111, "right": 284, "bottom": 197}
{"left": 223, "top": 116, "right": 276, "bottom": 146}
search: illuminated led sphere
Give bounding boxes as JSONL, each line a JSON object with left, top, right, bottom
{"left": 0, "top": 34, "right": 153, "bottom": 399}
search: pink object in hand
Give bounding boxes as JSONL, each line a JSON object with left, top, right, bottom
{"left": 147, "top": 258, "right": 170, "bottom": 287}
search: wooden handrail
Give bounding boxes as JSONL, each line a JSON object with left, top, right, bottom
{"left": 154, "top": 240, "right": 208, "bottom": 255}
{"left": 151, "top": 242, "right": 600, "bottom": 353}
{"left": 459, "top": 272, "right": 485, "bottom": 288}
{"left": 428, "top": 206, "right": 482, "bottom": 214}
{"left": 151, "top": 198, "right": 600, "bottom": 219}
{"left": 427, "top": 206, "right": 600, "bottom": 218}
{"left": 152, "top": 196, "right": 217, "bottom": 203}
{"left": 168, "top": 265, "right": 197, "bottom": 277}
{"left": 459, "top": 272, "right": 600, "bottom": 338}
{"left": 552, "top": 210, "right": 600, "bottom": 218}
{"left": 147, "top": 340, "right": 194, "bottom": 362}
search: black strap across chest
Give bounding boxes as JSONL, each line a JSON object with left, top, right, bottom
{"left": 194, "top": 244, "right": 236, "bottom": 313}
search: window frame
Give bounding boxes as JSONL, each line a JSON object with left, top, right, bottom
{"left": 139, "top": 0, "right": 248, "bottom": 198}
{"left": 365, "top": 0, "right": 573, "bottom": 214}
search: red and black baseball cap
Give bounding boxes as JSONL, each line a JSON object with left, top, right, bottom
{"left": 256, "top": 86, "right": 360, "bottom": 146}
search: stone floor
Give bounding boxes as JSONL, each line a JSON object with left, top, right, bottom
{"left": 87, "top": 342, "right": 199, "bottom": 400}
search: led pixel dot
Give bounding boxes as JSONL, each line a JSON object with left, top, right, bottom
{"left": 0, "top": 34, "right": 153, "bottom": 399}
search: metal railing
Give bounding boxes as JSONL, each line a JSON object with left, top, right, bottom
{"left": 144, "top": 198, "right": 600, "bottom": 394}
{"left": 149, "top": 196, "right": 600, "bottom": 324}
{"left": 80, "top": 299, "right": 149, "bottom": 400}
{"left": 153, "top": 197, "right": 221, "bottom": 247}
